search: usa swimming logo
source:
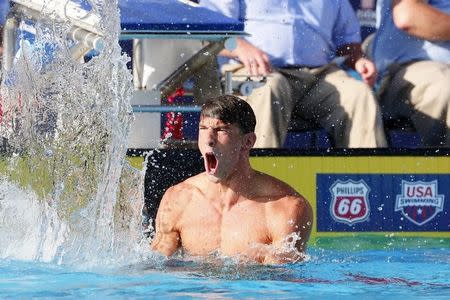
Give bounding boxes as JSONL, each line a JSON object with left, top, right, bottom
{"left": 395, "top": 180, "right": 445, "bottom": 226}
{"left": 330, "top": 179, "right": 370, "bottom": 225}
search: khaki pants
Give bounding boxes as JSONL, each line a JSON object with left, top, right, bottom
{"left": 380, "top": 60, "right": 450, "bottom": 147}
{"left": 228, "top": 64, "right": 387, "bottom": 148}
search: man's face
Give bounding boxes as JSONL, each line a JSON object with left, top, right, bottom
{"left": 198, "top": 116, "right": 245, "bottom": 183}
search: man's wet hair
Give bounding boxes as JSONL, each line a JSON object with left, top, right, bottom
{"left": 200, "top": 95, "right": 256, "bottom": 134}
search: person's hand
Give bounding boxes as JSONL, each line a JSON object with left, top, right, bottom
{"left": 233, "top": 38, "right": 271, "bottom": 76}
{"left": 355, "top": 57, "right": 377, "bottom": 87}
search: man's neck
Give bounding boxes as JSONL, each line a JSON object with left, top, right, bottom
{"left": 205, "top": 162, "right": 256, "bottom": 210}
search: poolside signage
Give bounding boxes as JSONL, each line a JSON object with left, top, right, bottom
{"left": 316, "top": 174, "right": 448, "bottom": 232}
{"left": 329, "top": 179, "right": 370, "bottom": 225}
{"left": 395, "top": 180, "right": 445, "bottom": 226}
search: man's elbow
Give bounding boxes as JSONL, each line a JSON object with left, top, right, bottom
{"left": 392, "top": 6, "right": 415, "bottom": 33}
{"left": 150, "top": 234, "right": 179, "bottom": 257}
{"left": 151, "top": 242, "right": 177, "bottom": 257}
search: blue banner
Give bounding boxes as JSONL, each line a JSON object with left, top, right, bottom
{"left": 317, "top": 174, "right": 450, "bottom": 232}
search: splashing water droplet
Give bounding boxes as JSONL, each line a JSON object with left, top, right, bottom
{"left": 0, "top": 0, "right": 148, "bottom": 268}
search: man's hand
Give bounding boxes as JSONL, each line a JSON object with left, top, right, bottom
{"left": 355, "top": 57, "right": 377, "bottom": 87}
{"left": 233, "top": 39, "right": 271, "bottom": 76}
{"left": 221, "top": 38, "right": 271, "bottom": 76}
{"left": 337, "top": 43, "right": 378, "bottom": 87}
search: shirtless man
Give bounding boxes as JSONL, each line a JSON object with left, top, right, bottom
{"left": 151, "top": 95, "right": 313, "bottom": 264}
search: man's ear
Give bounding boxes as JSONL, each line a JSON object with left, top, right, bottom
{"left": 242, "top": 132, "right": 256, "bottom": 151}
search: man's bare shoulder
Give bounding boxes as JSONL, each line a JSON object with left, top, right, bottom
{"left": 156, "top": 173, "right": 206, "bottom": 230}
{"left": 252, "top": 172, "right": 313, "bottom": 255}
{"left": 151, "top": 174, "right": 208, "bottom": 256}
{"left": 253, "top": 171, "right": 300, "bottom": 199}
{"left": 253, "top": 171, "right": 311, "bottom": 219}
{"left": 163, "top": 173, "right": 206, "bottom": 204}
{"left": 267, "top": 191, "right": 311, "bottom": 220}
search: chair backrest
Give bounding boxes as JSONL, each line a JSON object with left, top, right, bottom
{"left": 349, "top": 0, "right": 377, "bottom": 41}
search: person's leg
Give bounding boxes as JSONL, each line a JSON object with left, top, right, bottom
{"left": 294, "top": 65, "right": 387, "bottom": 148}
{"left": 230, "top": 66, "right": 295, "bottom": 148}
{"left": 381, "top": 60, "right": 450, "bottom": 146}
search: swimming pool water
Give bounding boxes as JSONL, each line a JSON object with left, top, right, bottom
{"left": 1, "top": 246, "right": 449, "bottom": 299}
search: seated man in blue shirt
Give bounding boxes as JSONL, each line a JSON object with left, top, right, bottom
{"left": 199, "top": 0, "right": 387, "bottom": 148}
{"left": 372, "top": 0, "right": 450, "bottom": 147}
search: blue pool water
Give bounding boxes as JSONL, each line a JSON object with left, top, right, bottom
{"left": 1, "top": 246, "right": 449, "bottom": 299}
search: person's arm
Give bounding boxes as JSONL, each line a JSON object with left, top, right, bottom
{"left": 150, "top": 187, "right": 182, "bottom": 256}
{"left": 337, "top": 43, "right": 378, "bottom": 87}
{"left": 220, "top": 37, "right": 271, "bottom": 76}
{"left": 199, "top": 0, "right": 271, "bottom": 75}
{"left": 392, "top": 0, "right": 450, "bottom": 41}
{"left": 263, "top": 196, "right": 313, "bottom": 264}
{"left": 334, "top": 0, "right": 378, "bottom": 87}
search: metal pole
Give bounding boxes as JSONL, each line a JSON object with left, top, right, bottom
{"left": 69, "top": 27, "right": 104, "bottom": 52}
{"left": 132, "top": 105, "right": 201, "bottom": 113}
{"left": 224, "top": 71, "right": 233, "bottom": 95}
{"left": 157, "top": 40, "right": 225, "bottom": 100}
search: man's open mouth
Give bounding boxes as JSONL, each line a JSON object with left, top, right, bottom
{"left": 205, "top": 152, "right": 218, "bottom": 175}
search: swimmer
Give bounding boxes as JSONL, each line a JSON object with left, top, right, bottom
{"left": 151, "top": 95, "right": 313, "bottom": 264}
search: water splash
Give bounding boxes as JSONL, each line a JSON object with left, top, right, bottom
{"left": 0, "top": 0, "right": 149, "bottom": 268}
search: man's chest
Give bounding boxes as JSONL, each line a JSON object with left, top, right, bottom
{"left": 177, "top": 200, "right": 270, "bottom": 256}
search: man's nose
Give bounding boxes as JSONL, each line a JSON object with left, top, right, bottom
{"left": 207, "top": 139, "right": 216, "bottom": 147}
{"left": 206, "top": 129, "right": 216, "bottom": 147}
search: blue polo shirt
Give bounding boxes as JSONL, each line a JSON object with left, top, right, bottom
{"left": 372, "top": 0, "right": 450, "bottom": 76}
{"left": 199, "top": 0, "right": 361, "bottom": 67}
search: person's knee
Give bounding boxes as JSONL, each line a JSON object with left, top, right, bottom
{"left": 264, "top": 72, "right": 290, "bottom": 93}
{"left": 343, "top": 80, "right": 378, "bottom": 111}
{"left": 414, "top": 71, "right": 450, "bottom": 112}
{"left": 250, "top": 72, "right": 292, "bottom": 101}
{"left": 408, "top": 62, "right": 450, "bottom": 99}
{"left": 433, "top": 73, "right": 450, "bottom": 104}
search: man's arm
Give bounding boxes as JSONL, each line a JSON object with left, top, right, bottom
{"left": 150, "top": 187, "right": 182, "bottom": 256}
{"left": 219, "top": 38, "right": 271, "bottom": 76}
{"left": 263, "top": 196, "right": 313, "bottom": 264}
{"left": 198, "top": 0, "right": 270, "bottom": 75}
{"left": 392, "top": 0, "right": 450, "bottom": 41}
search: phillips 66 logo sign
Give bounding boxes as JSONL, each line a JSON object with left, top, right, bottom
{"left": 330, "top": 179, "right": 370, "bottom": 225}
